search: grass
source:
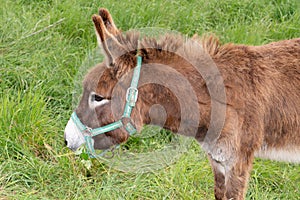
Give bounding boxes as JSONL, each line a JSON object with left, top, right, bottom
{"left": 1, "top": 0, "right": 299, "bottom": 199}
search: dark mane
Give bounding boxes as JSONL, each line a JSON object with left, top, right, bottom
{"left": 115, "top": 31, "right": 230, "bottom": 58}
{"left": 109, "top": 31, "right": 236, "bottom": 80}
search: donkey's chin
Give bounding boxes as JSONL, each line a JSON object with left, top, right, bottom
{"left": 93, "top": 129, "right": 129, "bottom": 150}
{"left": 93, "top": 135, "right": 117, "bottom": 150}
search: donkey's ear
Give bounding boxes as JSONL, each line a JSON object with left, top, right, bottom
{"left": 92, "top": 14, "right": 124, "bottom": 67}
{"left": 98, "top": 8, "right": 120, "bottom": 35}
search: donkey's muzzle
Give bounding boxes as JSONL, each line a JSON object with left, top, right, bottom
{"left": 64, "top": 117, "right": 85, "bottom": 151}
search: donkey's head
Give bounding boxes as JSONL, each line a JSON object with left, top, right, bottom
{"left": 64, "top": 8, "right": 218, "bottom": 154}
{"left": 64, "top": 9, "right": 150, "bottom": 152}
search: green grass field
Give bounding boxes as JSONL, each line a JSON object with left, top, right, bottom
{"left": 1, "top": 0, "right": 300, "bottom": 199}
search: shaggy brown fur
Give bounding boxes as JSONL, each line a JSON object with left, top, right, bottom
{"left": 73, "top": 9, "right": 300, "bottom": 200}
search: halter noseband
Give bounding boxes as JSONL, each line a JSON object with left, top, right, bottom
{"left": 71, "top": 56, "right": 142, "bottom": 157}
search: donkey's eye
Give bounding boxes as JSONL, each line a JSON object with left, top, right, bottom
{"left": 92, "top": 94, "right": 104, "bottom": 102}
{"left": 89, "top": 93, "right": 110, "bottom": 109}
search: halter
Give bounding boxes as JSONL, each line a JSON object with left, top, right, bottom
{"left": 71, "top": 56, "right": 142, "bottom": 158}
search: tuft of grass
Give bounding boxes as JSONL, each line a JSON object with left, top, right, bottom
{"left": 1, "top": 0, "right": 299, "bottom": 199}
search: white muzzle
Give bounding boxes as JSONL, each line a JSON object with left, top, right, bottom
{"left": 64, "top": 117, "right": 85, "bottom": 151}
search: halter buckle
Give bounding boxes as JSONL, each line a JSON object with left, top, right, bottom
{"left": 126, "top": 87, "right": 138, "bottom": 106}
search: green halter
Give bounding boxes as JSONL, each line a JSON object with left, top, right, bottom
{"left": 71, "top": 56, "right": 142, "bottom": 158}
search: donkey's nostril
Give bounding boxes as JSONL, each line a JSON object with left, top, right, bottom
{"left": 64, "top": 140, "right": 68, "bottom": 146}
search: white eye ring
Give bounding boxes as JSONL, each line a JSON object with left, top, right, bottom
{"left": 89, "top": 92, "right": 110, "bottom": 109}
{"left": 92, "top": 93, "right": 104, "bottom": 102}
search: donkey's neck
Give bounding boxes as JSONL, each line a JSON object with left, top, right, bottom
{"left": 135, "top": 53, "right": 212, "bottom": 139}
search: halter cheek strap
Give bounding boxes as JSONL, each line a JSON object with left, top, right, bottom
{"left": 71, "top": 56, "right": 142, "bottom": 158}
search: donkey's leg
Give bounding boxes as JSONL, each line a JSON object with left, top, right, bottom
{"left": 209, "top": 152, "right": 254, "bottom": 200}
{"left": 224, "top": 152, "right": 255, "bottom": 200}
{"left": 209, "top": 157, "right": 226, "bottom": 200}
{"left": 207, "top": 107, "right": 258, "bottom": 199}
{"left": 207, "top": 108, "right": 240, "bottom": 200}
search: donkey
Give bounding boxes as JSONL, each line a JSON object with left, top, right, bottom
{"left": 64, "top": 8, "right": 300, "bottom": 200}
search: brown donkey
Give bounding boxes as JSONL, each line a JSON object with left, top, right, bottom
{"left": 64, "top": 8, "right": 300, "bottom": 200}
